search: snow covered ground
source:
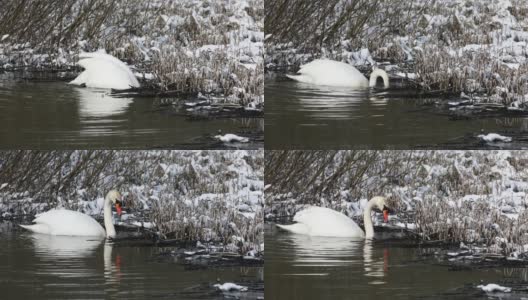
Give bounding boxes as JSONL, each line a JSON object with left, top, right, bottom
{"left": 0, "top": 0, "right": 263, "bottom": 106}
{"left": 266, "top": 150, "right": 528, "bottom": 256}
{"left": 0, "top": 150, "right": 264, "bottom": 255}
{"left": 266, "top": 0, "right": 528, "bottom": 106}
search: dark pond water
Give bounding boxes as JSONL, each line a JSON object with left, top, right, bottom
{"left": 265, "top": 224, "right": 528, "bottom": 300}
{"left": 0, "top": 223, "right": 263, "bottom": 299}
{"left": 0, "top": 77, "right": 262, "bottom": 149}
{"left": 265, "top": 79, "right": 528, "bottom": 149}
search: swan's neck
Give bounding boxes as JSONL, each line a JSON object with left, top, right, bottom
{"left": 369, "top": 69, "right": 389, "bottom": 88}
{"left": 363, "top": 200, "right": 376, "bottom": 239}
{"left": 104, "top": 196, "right": 116, "bottom": 238}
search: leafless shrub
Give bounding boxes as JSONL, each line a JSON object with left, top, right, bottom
{"left": 265, "top": 150, "right": 422, "bottom": 210}
{"left": 0, "top": 0, "right": 159, "bottom": 55}
{"left": 265, "top": 0, "right": 429, "bottom": 68}
{"left": 0, "top": 151, "right": 117, "bottom": 200}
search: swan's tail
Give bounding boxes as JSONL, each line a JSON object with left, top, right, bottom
{"left": 286, "top": 74, "right": 310, "bottom": 84}
{"left": 369, "top": 69, "right": 389, "bottom": 88}
{"left": 276, "top": 223, "right": 309, "bottom": 235}
{"left": 19, "top": 224, "right": 48, "bottom": 234}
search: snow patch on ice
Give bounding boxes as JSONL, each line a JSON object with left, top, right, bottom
{"left": 477, "top": 283, "right": 511, "bottom": 293}
{"left": 215, "top": 134, "right": 249, "bottom": 143}
{"left": 478, "top": 133, "right": 512, "bottom": 143}
{"left": 214, "top": 282, "right": 248, "bottom": 292}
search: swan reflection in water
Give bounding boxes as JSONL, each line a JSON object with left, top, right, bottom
{"left": 289, "top": 82, "right": 389, "bottom": 121}
{"left": 282, "top": 234, "right": 359, "bottom": 277}
{"left": 74, "top": 87, "right": 132, "bottom": 119}
{"left": 363, "top": 240, "right": 388, "bottom": 285}
{"left": 104, "top": 241, "right": 122, "bottom": 293}
{"left": 31, "top": 233, "right": 102, "bottom": 258}
{"left": 283, "top": 233, "right": 389, "bottom": 282}
{"left": 28, "top": 233, "right": 102, "bottom": 279}
{"left": 28, "top": 233, "right": 123, "bottom": 287}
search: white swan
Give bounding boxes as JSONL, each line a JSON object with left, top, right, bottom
{"left": 70, "top": 52, "right": 140, "bottom": 90}
{"left": 20, "top": 190, "right": 123, "bottom": 238}
{"left": 286, "top": 59, "right": 389, "bottom": 88}
{"left": 276, "top": 196, "right": 389, "bottom": 239}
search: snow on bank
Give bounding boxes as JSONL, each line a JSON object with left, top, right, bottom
{"left": 477, "top": 283, "right": 511, "bottom": 293}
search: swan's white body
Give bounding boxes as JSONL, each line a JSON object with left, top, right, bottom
{"left": 20, "top": 209, "right": 106, "bottom": 237}
{"left": 277, "top": 196, "right": 388, "bottom": 239}
{"left": 287, "top": 59, "right": 389, "bottom": 88}
{"left": 70, "top": 52, "right": 140, "bottom": 90}
{"left": 20, "top": 190, "right": 122, "bottom": 238}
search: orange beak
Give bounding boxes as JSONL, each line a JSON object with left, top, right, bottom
{"left": 116, "top": 201, "right": 122, "bottom": 216}
{"left": 383, "top": 209, "right": 389, "bottom": 222}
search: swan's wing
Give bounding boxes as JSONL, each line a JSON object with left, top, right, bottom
{"left": 30, "top": 209, "right": 105, "bottom": 236}
{"left": 294, "top": 206, "right": 365, "bottom": 237}
{"left": 74, "top": 52, "right": 140, "bottom": 89}
{"left": 19, "top": 223, "right": 50, "bottom": 235}
{"left": 297, "top": 59, "right": 330, "bottom": 75}
{"left": 79, "top": 52, "right": 128, "bottom": 71}
{"left": 286, "top": 74, "right": 314, "bottom": 84}
{"left": 293, "top": 206, "right": 346, "bottom": 223}
{"left": 276, "top": 223, "right": 310, "bottom": 235}
{"left": 296, "top": 59, "right": 368, "bottom": 87}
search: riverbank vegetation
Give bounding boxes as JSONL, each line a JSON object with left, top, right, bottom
{"left": 0, "top": 150, "right": 264, "bottom": 255}
{"left": 0, "top": 0, "right": 263, "bottom": 107}
{"left": 266, "top": 150, "right": 528, "bottom": 257}
{"left": 266, "top": 0, "right": 528, "bottom": 107}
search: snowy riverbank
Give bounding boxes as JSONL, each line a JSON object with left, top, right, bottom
{"left": 266, "top": 150, "right": 528, "bottom": 257}
{"left": 0, "top": 0, "right": 263, "bottom": 107}
{"left": 266, "top": 0, "right": 528, "bottom": 107}
{"left": 0, "top": 150, "right": 264, "bottom": 255}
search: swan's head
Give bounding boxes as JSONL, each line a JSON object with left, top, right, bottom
{"left": 106, "top": 190, "right": 123, "bottom": 216}
{"left": 371, "top": 196, "right": 390, "bottom": 222}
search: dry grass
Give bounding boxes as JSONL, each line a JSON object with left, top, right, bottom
{"left": 150, "top": 194, "right": 263, "bottom": 253}
{"left": 152, "top": 48, "right": 263, "bottom": 105}
{"left": 146, "top": 151, "right": 264, "bottom": 253}
{"left": 265, "top": 0, "right": 430, "bottom": 70}
{"left": 415, "top": 196, "right": 528, "bottom": 255}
